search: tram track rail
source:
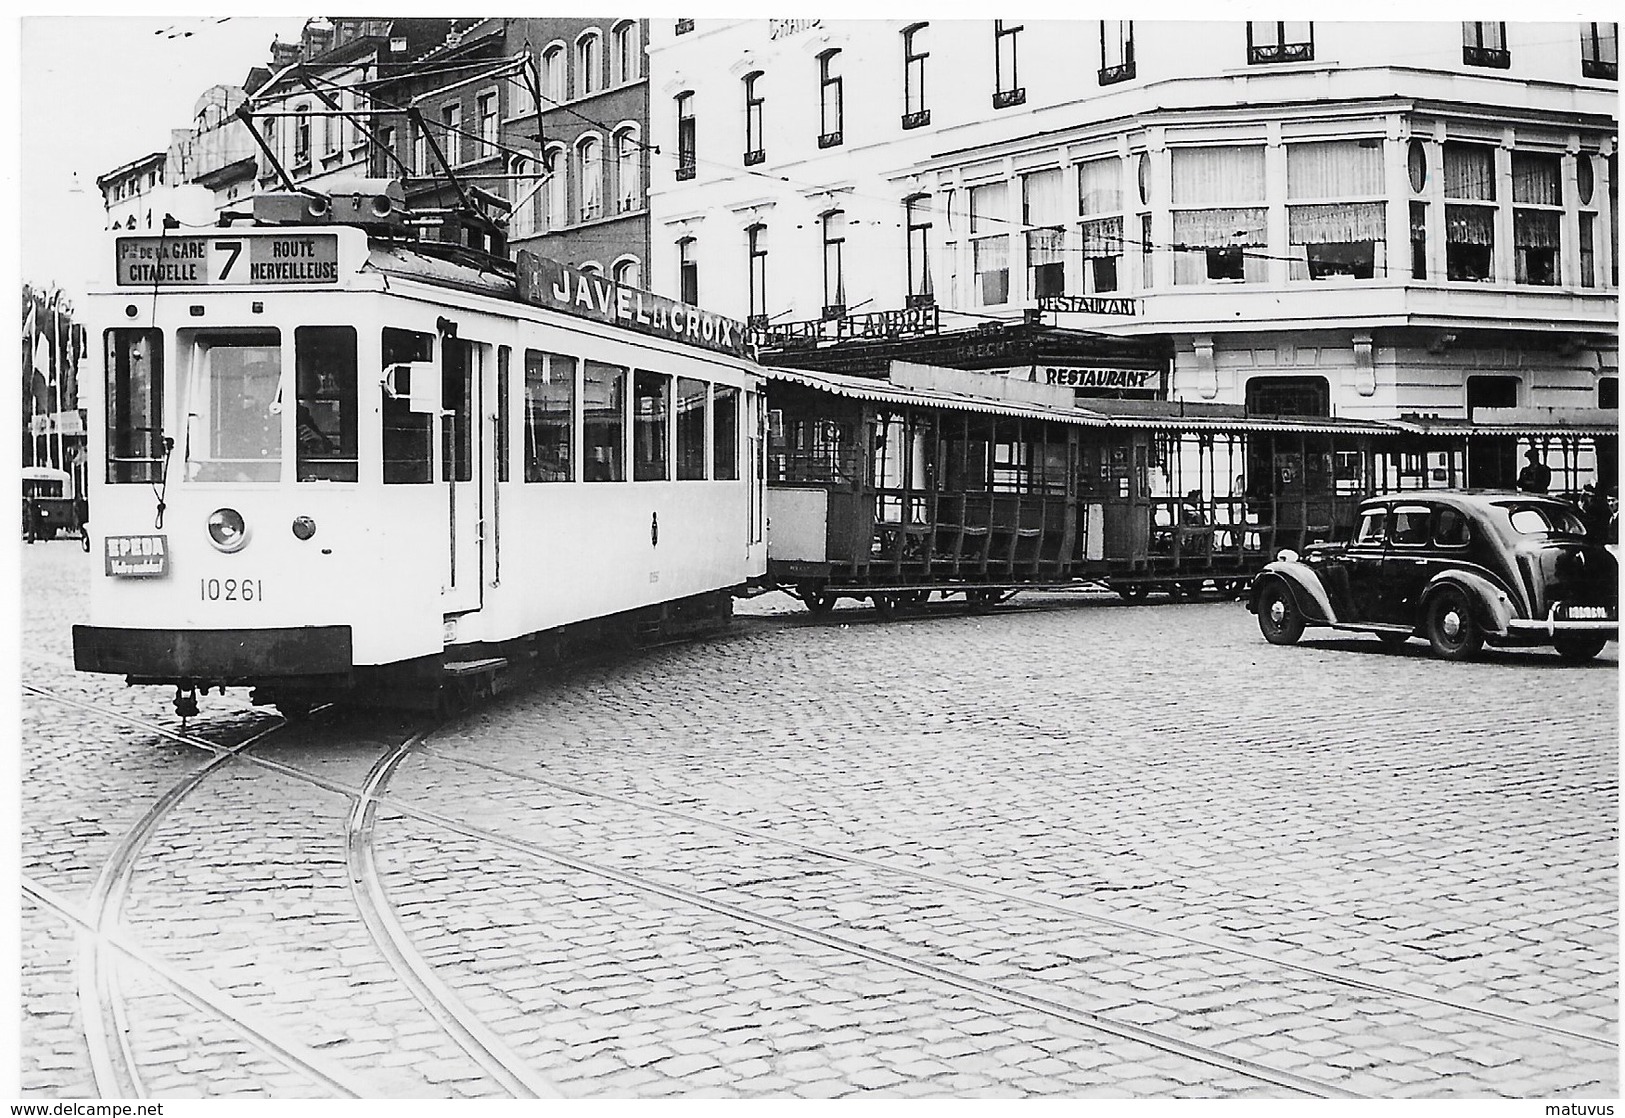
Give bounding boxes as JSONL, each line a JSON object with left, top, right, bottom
{"left": 23, "top": 679, "right": 1613, "bottom": 1099}
{"left": 22, "top": 681, "right": 562, "bottom": 1101}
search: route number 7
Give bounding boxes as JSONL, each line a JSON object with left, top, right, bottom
{"left": 214, "top": 240, "right": 244, "bottom": 282}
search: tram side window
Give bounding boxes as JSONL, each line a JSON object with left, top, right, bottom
{"left": 713, "top": 384, "right": 740, "bottom": 480}
{"left": 187, "top": 333, "right": 282, "bottom": 483}
{"left": 633, "top": 370, "right": 671, "bottom": 482}
{"left": 583, "top": 360, "right": 626, "bottom": 481}
{"left": 105, "top": 329, "right": 165, "bottom": 483}
{"left": 524, "top": 350, "right": 574, "bottom": 482}
{"left": 676, "top": 378, "right": 708, "bottom": 480}
{"left": 295, "top": 326, "right": 358, "bottom": 482}
{"left": 382, "top": 328, "right": 433, "bottom": 484}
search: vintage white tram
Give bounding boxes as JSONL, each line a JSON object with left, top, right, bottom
{"left": 73, "top": 186, "right": 767, "bottom": 715}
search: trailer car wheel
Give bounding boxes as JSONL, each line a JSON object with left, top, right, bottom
{"left": 1424, "top": 588, "right": 1483, "bottom": 661}
{"left": 1553, "top": 633, "right": 1608, "bottom": 664}
{"left": 1115, "top": 583, "right": 1148, "bottom": 603}
{"left": 1257, "top": 582, "right": 1305, "bottom": 645}
{"left": 871, "top": 594, "right": 897, "bottom": 620}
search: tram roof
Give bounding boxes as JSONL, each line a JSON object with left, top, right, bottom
{"left": 766, "top": 365, "right": 1114, "bottom": 427}
{"left": 364, "top": 242, "right": 517, "bottom": 300}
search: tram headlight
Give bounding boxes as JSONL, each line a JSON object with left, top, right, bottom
{"left": 291, "top": 516, "right": 317, "bottom": 541}
{"left": 206, "top": 508, "right": 249, "bottom": 553}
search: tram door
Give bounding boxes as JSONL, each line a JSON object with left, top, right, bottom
{"left": 441, "top": 338, "right": 484, "bottom": 615}
{"left": 1100, "top": 431, "right": 1152, "bottom": 565}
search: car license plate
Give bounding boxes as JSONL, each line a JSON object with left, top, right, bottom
{"left": 1563, "top": 604, "right": 1611, "bottom": 620}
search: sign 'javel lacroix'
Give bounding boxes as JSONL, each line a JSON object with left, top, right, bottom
{"left": 515, "top": 251, "right": 752, "bottom": 359}
{"left": 115, "top": 234, "right": 341, "bottom": 287}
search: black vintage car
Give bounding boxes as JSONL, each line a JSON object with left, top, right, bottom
{"left": 1247, "top": 490, "right": 1618, "bottom": 663}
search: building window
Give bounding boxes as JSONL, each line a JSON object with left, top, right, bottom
{"left": 1172, "top": 146, "right": 1268, "bottom": 284}
{"left": 611, "top": 20, "right": 641, "bottom": 84}
{"left": 1078, "top": 158, "right": 1123, "bottom": 294}
{"left": 818, "top": 50, "right": 843, "bottom": 148}
{"left": 994, "top": 21, "right": 1024, "bottom": 108}
{"left": 1600, "top": 376, "right": 1618, "bottom": 409}
{"left": 675, "top": 18, "right": 695, "bottom": 36}
{"left": 541, "top": 45, "right": 565, "bottom": 104}
{"left": 294, "top": 105, "right": 311, "bottom": 165}
{"left": 441, "top": 104, "right": 461, "bottom": 166}
{"left": 478, "top": 93, "right": 498, "bottom": 156}
{"left": 509, "top": 153, "right": 539, "bottom": 237}
{"left": 747, "top": 224, "right": 768, "bottom": 324}
{"left": 1100, "top": 21, "right": 1135, "bottom": 85}
{"left": 676, "top": 92, "right": 696, "bottom": 180}
{"left": 678, "top": 237, "right": 698, "bottom": 304}
{"left": 1247, "top": 376, "right": 1330, "bottom": 418}
{"left": 412, "top": 119, "right": 427, "bottom": 176}
{"left": 577, "top": 136, "right": 603, "bottom": 221}
{"left": 542, "top": 146, "right": 565, "bottom": 231}
{"left": 1581, "top": 22, "right": 1618, "bottom": 79}
{"left": 576, "top": 31, "right": 602, "bottom": 98}
{"left": 902, "top": 23, "right": 930, "bottom": 128}
{"left": 906, "top": 195, "right": 934, "bottom": 305}
{"left": 613, "top": 257, "right": 641, "bottom": 289}
{"left": 1511, "top": 151, "right": 1562, "bottom": 285}
{"left": 1286, "top": 141, "right": 1386, "bottom": 280}
{"left": 377, "top": 125, "right": 395, "bottom": 176}
{"left": 1444, "top": 142, "right": 1496, "bottom": 282}
{"left": 743, "top": 72, "right": 765, "bottom": 165}
{"left": 1247, "top": 21, "right": 1313, "bottom": 64}
{"left": 970, "top": 181, "right": 1009, "bottom": 305}
{"left": 1580, "top": 212, "right": 1597, "bottom": 287}
{"left": 822, "top": 210, "right": 846, "bottom": 318}
{"left": 1410, "top": 201, "right": 1428, "bottom": 280}
{"left": 1463, "top": 22, "right": 1509, "bottom": 68}
{"left": 1022, "top": 169, "right": 1067, "bottom": 298}
{"left": 322, "top": 104, "right": 337, "bottom": 156}
{"left": 615, "top": 128, "right": 641, "bottom": 213}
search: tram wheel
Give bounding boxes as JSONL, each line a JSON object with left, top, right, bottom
{"left": 871, "top": 594, "right": 898, "bottom": 620}
{"left": 805, "top": 591, "right": 836, "bottom": 615}
{"left": 965, "top": 588, "right": 999, "bottom": 613}
{"left": 1114, "top": 583, "right": 1149, "bottom": 604}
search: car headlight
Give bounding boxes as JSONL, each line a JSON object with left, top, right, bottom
{"left": 1276, "top": 548, "right": 1299, "bottom": 564}
{"left": 206, "top": 508, "right": 249, "bottom": 553}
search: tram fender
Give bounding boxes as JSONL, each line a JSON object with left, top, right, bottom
{"left": 1248, "top": 565, "right": 1336, "bottom": 624}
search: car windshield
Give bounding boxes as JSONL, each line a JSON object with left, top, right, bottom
{"left": 1505, "top": 504, "right": 1587, "bottom": 537}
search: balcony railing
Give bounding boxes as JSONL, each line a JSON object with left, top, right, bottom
{"left": 901, "top": 109, "right": 931, "bottom": 130}
{"left": 1463, "top": 45, "right": 1511, "bottom": 68}
{"left": 675, "top": 18, "right": 694, "bottom": 35}
{"left": 818, "top": 131, "right": 843, "bottom": 149}
{"left": 743, "top": 149, "right": 765, "bottom": 167}
{"left": 1098, "top": 61, "right": 1136, "bottom": 85}
{"left": 992, "top": 88, "right": 1026, "bottom": 109}
{"left": 1249, "top": 41, "right": 1313, "bottom": 64}
{"left": 676, "top": 158, "right": 696, "bottom": 182}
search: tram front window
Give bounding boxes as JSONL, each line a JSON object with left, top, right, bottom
{"left": 184, "top": 332, "right": 282, "bottom": 483}
{"left": 104, "top": 328, "right": 165, "bottom": 484}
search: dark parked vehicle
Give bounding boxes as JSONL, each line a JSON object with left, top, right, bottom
{"left": 1247, "top": 490, "right": 1618, "bottom": 663}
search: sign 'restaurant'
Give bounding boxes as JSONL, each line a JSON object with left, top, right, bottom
{"left": 515, "top": 252, "right": 751, "bottom": 358}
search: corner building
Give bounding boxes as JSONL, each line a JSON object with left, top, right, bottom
{"left": 649, "top": 19, "right": 1618, "bottom": 487}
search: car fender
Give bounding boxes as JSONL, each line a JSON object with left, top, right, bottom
{"left": 1250, "top": 564, "right": 1337, "bottom": 624}
{"left": 1420, "top": 570, "right": 1514, "bottom": 636}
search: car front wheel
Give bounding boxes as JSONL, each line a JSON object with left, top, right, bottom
{"left": 1257, "top": 582, "right": 1305, "bottom": 645}
{"left": 1553, "top": 633, "right": 1608, "bottom": 664}
{"left": 1425, "top": 588, "right": 1483, "bottom": 661}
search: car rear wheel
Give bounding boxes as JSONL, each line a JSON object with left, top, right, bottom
{"left": 1553, "top": 633, "right": 1608, "bottom": 664}
{"left": 1257, "top": 582, "right": 1304, "bottom": 645}
{"left": 1425, "top": 588, "right": 1483, "bottom": 661}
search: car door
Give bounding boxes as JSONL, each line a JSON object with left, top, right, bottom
{"left": 1379, "top": 503, "right": 1437, "bottom": 625}
{"left": 1332, "top": 505, "right": 1390, "bottom": 622}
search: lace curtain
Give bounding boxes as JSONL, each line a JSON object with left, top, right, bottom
{"left": 1444, "top": 144, "right": 1496, "bottom": 201}
{"left": 1022, "top": 170, "right": 1067, "bottom": 226}
{"left": 1077, "top": 159, "right": 1122, "bottom": 216}
{"left": 1082, "top": 216, "right": 1124, "bottom": 255}
{"left": 1287, "top": 141, "right": 1383, "bottom": 200}
{"left": 1025, "top": 228, "right": 1066, "bottom": 265}
{"left": 1171, "top": 146, "right": 1265, "bottom": 206}
{"left": 1511, "top": 152, "right": 1562, "bottom": 205}
{"left": 1288, "top": 203, "right": 1386, "bottom": 243}
{"left": 1173, "top": 207, "right": 1268, "bottom": 247}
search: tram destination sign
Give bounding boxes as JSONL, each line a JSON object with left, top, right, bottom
{"left": 515, "top": 251, "right": 751, "bottom": 358}
{"left": 116, "top": 234, "right": 341, "bottom": 287}
{"left": 1038, "top": 295, "right": 1139, "bottom": 316}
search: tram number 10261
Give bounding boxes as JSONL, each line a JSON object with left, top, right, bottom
{"left": 201, "top": 578, "right": 264, "bottom": 602}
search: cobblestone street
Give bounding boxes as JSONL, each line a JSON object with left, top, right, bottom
{"left": 15, "top": 538, "right": 1619, "bottom": 1100}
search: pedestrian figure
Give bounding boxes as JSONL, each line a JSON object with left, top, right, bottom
{"left": 22, "top": 497, "right": 39, "bottom": 543}
{"left": 1517, "top": 448, "right": 1551, "bottom": 494}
